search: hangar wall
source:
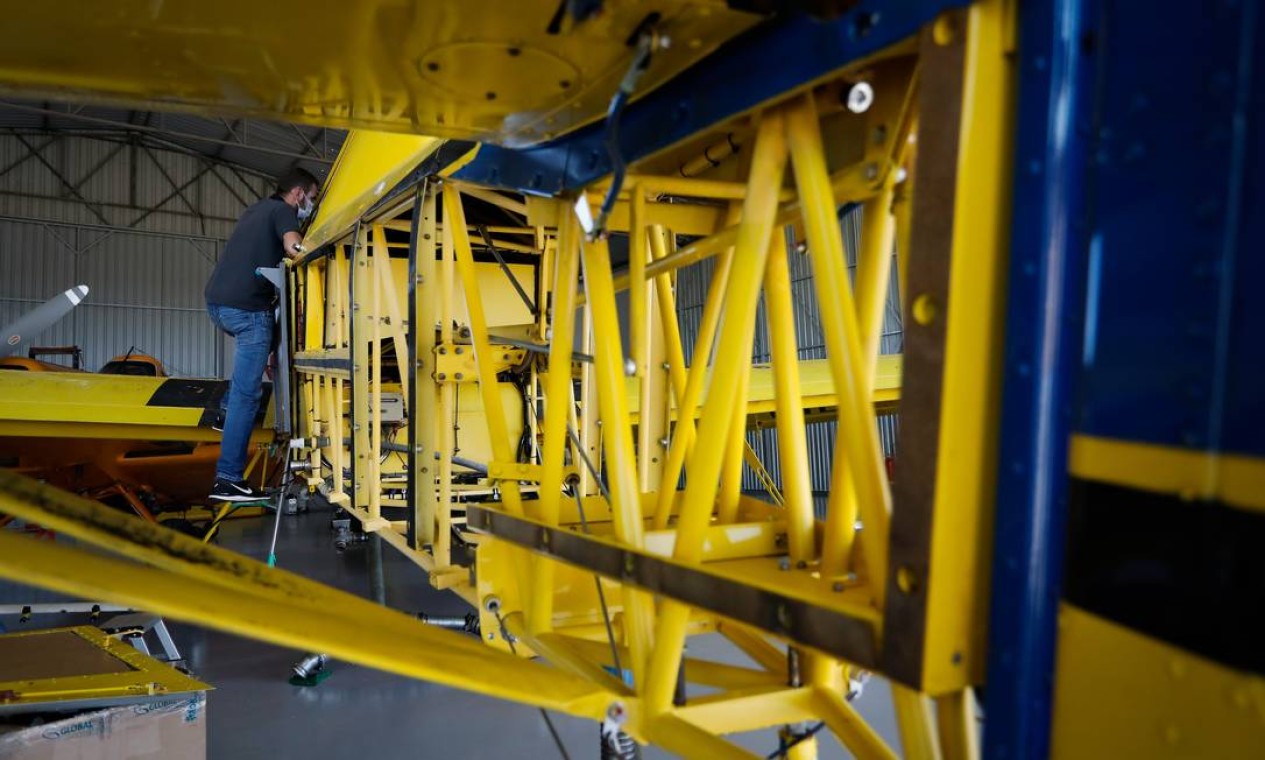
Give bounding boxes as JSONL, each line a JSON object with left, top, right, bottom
{"left": 0, "top": 133, "right": 273, "bottom": 377}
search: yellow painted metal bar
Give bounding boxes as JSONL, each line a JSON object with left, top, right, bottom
{"left": 530, "top": 210, "right": 581, "bottom": 630}
{"left": 1069, "top": 434, "right": 1265, "bottom": 514}
{"left": 716, "top": 352, "right": 754, "bottom": 524}
{"left": 787, "top": 94, "right": 891, "bottom": 599}
{"left": 351, "top": 227, "right": 372, "bottom": 511}
{"left": 501, "top": 614, "right": 633, "bottom": 696}
{"left": 651, "top": 239, "right": 735, "bottom": 529}
{"left": 668, "top": 115, "right": 785, "bottom": 562}
{"left": 715, "top": 194, "right": 753, "bottom": 526}
{"left": 919, "top": 0, "right": 1015, "bottom": 691}
{"left": 708, "top": 582, "right": 796, "bottom": 676}
{"left": 739, "top": 445, "right": 785, "bottom": 508}
{"left": 303, "top": 132, "right": 443, "bottom": 251}
{"left": 578, "top": 232, "right": 656, "bottom": 693}
{"left": 827, "top": 182, "right": 899, "bottom": 580}
{"left": 329, "top": 378, "right": 347, "bottom": 502}
{"left": 786, "top": 735, "right": 818, "bottom": 760}
{"left": 0, "top": 528, "right": 613, "bottom": 721}
{"left": 649, "top": 225, "right": 689, "bottom": 407}
{"left": 629, "top": 185, "right": 665, "bottom": 493}
{"left": 856, "top": 190, "right": 897, "bottom": 374}
{"left": 638, "top": 286, "right": 669, "bottom": 493}
{"left": 546, "top": 633, "right": 783, "bottom": 691}
{"left": 604, "top": 165, "right": 884, "bottom": 299}
{"left": 436, "top": 211, "right": 457, "bottom": 565}
{"left": 894, "top": 168, "right": 915, "bottom": 313}
{"left": 645, "top": 715, "right": 760, "bottom": 760}
{"left": 578, "top": 300, "right": 600, "bottom": 497}
{"left": 369, "top": 231, "right": 384, "bottom": 525}
{"left": 935, "top": 689, "right": 980, "bottom": 760}
{"left": 449, "top": 182, "right": 530, "bottom": 217}
{"left": 644, "top": 110, "right": 787, "bottom": 717}
{"left": 596, "top": 174, "right": 796, "bottom": 203}
{"left": 325, "top": 247, "right": 343, "bottom": 347}
{"left": 444, "top": 188, "right": 524, "bottom": 518}
{"left": 372, "top": 223, "right": 411, "bottom": 406}
{"left": 675, "top": 686, "right": 820, "bottom": 734}
{"left": 894, "top": 684, "right": 943, "bottom": 760}
{"left": 816, "top": 688, "right": 898, "bottom": 760}
{"left": 611, "top": 222, "right": 738, "bottom": 295}
{"left": 763, "top": 231, "right": 816, "bottom": 564}
{"left": 629, "top": 183, "right": 648, "bottom": 386}
{"left": 415, "top": 189, "right": 440, "bottom": 545}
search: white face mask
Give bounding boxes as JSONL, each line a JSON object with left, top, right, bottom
{"left": 297, "top": 193, "right": 314, "bottom": 221}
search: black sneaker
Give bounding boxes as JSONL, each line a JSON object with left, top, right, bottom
{"left": 211, "top": 410, "right": 226, "bottom": 432}
{"left": 210, "top": 478, "right": 268, "bottom": 503}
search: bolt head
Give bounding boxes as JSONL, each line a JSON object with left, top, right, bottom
{"left": 605, "top": 701, "right": 627, "bottom": 724}
{"left": 846, "top": 81, "right": 874, "bottom": 114}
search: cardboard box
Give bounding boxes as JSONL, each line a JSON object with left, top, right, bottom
{"left": 0, "top": 694, "right": 206, "bottom": 760}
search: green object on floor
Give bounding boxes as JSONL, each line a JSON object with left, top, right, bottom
{"left": 288, "top": 668, "right": 333, "bottom": 687}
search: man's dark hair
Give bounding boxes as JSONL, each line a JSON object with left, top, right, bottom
{"left": 275, "top": 167, "right": 319, "bottom": 196}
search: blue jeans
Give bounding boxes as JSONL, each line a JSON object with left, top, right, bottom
{"left": 207, "top": 304, "right": 274, "bottom": 482}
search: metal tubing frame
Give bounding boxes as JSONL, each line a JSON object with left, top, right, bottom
{"left": 788, "top": 93, "right": 893, "bottom": 599}
{"left": 0, "top": 8, "right": 1033, "bottom": 756}
{"left": 643, "top": 108, "right": 788, "bottom": 717}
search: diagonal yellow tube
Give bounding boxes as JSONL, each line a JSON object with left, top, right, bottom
{"left": 529, "top": 212, "right": 582, "bottom": 631}
{"left": 643, "top": 110, "right": 788, "bottom": 717}
{"left": 579, "top": 233, "right": 656, "bottom": 687}
{"left": 786, "top": 94, "right": 892, "bottom": 602}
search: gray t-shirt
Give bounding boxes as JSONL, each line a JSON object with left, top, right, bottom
{"left": 205, "top": 196, "right": 298, "bottom": 311}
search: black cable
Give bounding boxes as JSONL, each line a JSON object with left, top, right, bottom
{"left": 540, "top": 709, "right": 573, "bottom": 760}
{"left": 521, "top": 402, "right": 623, "bottom": 680}
{"left": 566, "top": 423, "right": 611, "bottom": 502}
{"left": 479, "top": 225, "right": 536, "bottom": 315}
{"left": 494, "top": 608, "right": 573, "bottom": 760}
{"left": 591, "top": 34, "right": 656, "bottom": 238}
{"left": 570, "top": 487, "right": 623, "bottom": 680}
{"left": 766, "top": 722, "right": 826, "bottom": 760}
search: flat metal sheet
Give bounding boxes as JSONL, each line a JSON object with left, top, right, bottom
{"left": 0, "top": 626, "right": 209, "bottom": 715}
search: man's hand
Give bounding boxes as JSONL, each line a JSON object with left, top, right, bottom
{"left": 283, "top": 231, "right": 306, "bottom": 259}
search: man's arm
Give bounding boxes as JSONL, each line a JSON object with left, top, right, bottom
{"left": 283, "top": 231, "right": 305, "bottom": 259}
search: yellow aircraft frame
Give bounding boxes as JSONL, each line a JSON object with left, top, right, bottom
{"left": 0, "top": 2, "right": 1016, "bottom": 757}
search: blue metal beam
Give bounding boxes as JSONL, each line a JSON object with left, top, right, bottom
{"left": 983, "top": 0, "right": 1093, "bottom": 756}
{"left": 451, "top": 0, "right": 968, "bottom": 195}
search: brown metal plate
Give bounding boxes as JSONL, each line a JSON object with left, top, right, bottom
{"left": 881, "top": 10, "right": 968, "bottom": 687}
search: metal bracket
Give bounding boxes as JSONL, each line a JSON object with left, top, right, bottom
{"left": 433, "top": 343, "right": 526, "bottom": 382}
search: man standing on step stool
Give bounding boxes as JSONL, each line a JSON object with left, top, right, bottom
{"left": 204, "top": 168, "right": 320, "bottom": 502}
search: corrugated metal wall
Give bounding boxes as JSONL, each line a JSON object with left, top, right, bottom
{"left": 0, "top": 133, "right": 268, "bottom": 238}
{"left": 675, "top": 207, "right": 902, "bottom": 512}
{"left": 0, "top": 218, "right": 225, "bottom": 376}
{"left": 0, "top": 133, "right": 260, "bottom": 377}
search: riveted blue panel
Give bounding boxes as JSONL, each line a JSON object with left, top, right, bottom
{"left": 1215, "top": 0, "right": 1264, "bottom": 458}
{"left": 984, "top": 0, "right": 1094, "bottom": 756}
{"left": 1074, "top": 0, "right": 1263, "bottom": 456}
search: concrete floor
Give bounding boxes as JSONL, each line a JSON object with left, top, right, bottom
{"left": 5, "top": 503, "right": 903, "bottom": 759}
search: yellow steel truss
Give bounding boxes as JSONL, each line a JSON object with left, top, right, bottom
{"left": 0, "top": 3, "right": 1021, "bottom": 757}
